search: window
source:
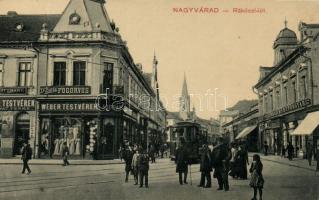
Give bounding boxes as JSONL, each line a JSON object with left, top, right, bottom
{"left": 53, "top": 62, "right": 66, "bottom": 86}
{"left": 73, "top": 61, "right": 86, "bottom": 86}
{"left": 292, "top": 81, "right": 297, "bottom": 102}
{"left": 270, "top": 94, "right": 273, "bottom": 111}
{"left": 300, "top": 76, "right": 307, "bottom": 99}
{"left": 103, "top": 62, "right": 113, "bottom": 94}
{"left": 284, "top": 86, "right": 288, "bottom": 105}
{"left": 0, "top": 63, "right": 3, "bottom": 86}
{"left": 276, "top": 90, "right": 280, "bottom": 108}
{"left": 264, "top": 95, "right": 268, "bottom": 113}
{"left": 18, "top": 62, "right": 32, "bottom": 86}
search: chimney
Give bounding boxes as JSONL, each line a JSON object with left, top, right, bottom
{"left": 7, "top": 11, "right": 18, "bottom": 17}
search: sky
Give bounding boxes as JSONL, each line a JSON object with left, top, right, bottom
{"left": 0, "top": 0, "right": 318, "bottom": 119}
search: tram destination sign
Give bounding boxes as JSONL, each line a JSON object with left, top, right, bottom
{"left": 39, "top": 86, "right": 91, "bottom": 95}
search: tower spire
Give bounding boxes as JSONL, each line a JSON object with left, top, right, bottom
{"left": 284, "top": 17, "right": 288, "bottom": 28}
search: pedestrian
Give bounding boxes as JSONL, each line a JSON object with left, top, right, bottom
{"left": 119, "top": 145, "right": 124, "bottom": 162}
{"left": 21, "top": 142, "right": 32, "bottom": 174}
{"left": 287, "top": 142, "right": 294, "bottom": 161}
{"left": 212, "top": 137, "right": 231, "bottom": 191}
{"left": 281, "top": 145, "right": 286, "bottom": 158}
{"left": 263, "top": 141, "right": 268, "bottom": 156}
{"left": 175, "top": 138, "right": 189, "bottom": 185}
{"left": 316, "top": 149, "right": 319, "bottom": 175}
{"left": 249, "top": 154, "right": 264, "bottom": 200}
{"left": 132, "top": 148, "right": 140, "bottom": 185}
{"left": 149, "top": 144, "right": 156, "bottom": 163}
{"left": 306, "top": 142, "right": 313, "bottom": 166}
{"left": 139, "top": 149, "right": 150, "bottom": 188}
{"left": 123, "top": 145, "right": 133, "bottom": 182}
{"left": 229, "top": 143, "right": 239, "bottom": 179}
{"left": 198, "top": 144, "right": 212, "bottom": 188}
{"left": 238, "top": 145, "right": 249, "bottom": 180}
{"left": 61, "top": 142, "right": 70, "bottom": 166}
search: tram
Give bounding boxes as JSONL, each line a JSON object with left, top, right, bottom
{"left": 170, "top": 121, "right": 208, "bottom": 163}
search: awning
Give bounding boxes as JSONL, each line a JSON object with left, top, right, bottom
{"left": 290, "top": 111, "right": 319, "bottom": 136}
{"left": 235, "top": 125, "right": 257, "bottom": 140}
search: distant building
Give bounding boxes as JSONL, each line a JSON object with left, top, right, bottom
{"left": 166, "top": 75, "right": 220, "bottom": 144}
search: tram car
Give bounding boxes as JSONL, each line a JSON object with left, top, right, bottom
{"left": 170, "top": 121, "right": 208, "bottom": 163}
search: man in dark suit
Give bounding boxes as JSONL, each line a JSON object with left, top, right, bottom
{"left": 175, "top": 138, "right": 189, "bottom": 185}
{"left": 212, "top": 138, "right": 231, "bottom": 191}
{"left": 198, "top": 144, "right": 212, "bottom": 188}
{"left": 21, "top": 142, "right": 32, "bottom": 174}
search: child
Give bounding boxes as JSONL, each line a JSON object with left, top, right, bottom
{"left": 132, "top": 148, "right": 140, "bottom": 185}
{"left": 249, "top": 154, "right": 264, "bottom": 200}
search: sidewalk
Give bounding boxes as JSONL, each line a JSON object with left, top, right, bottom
{"left": 0, "top": 158, "right": 124, "bottom": 165}
{"left": 249, "top": 153, "right": 317, "bottom": 172}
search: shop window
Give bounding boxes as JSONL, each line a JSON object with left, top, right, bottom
{"left": 0, "top": 63, "right": 3, "bottom": 86}
{"left": 51, "top": 118, "right": 82, "bottom": 157}
{"left": 103, "top": 62, "right": 113, "bottom": 94}
{"left": 53, "top": 62, "right": 66, "bottom": 86}
{"left": 73, "top": 61, "right": 86, "bottom": 86}
{"left": 18, "top": 62, "right": 32, "bottom": 87}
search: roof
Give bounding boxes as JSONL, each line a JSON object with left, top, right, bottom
{"left": 273, "top": 27, "right": 298, "bottom": 48}
{"left": 0, "top": 13, "right": 60, "bottom": 42}
{"left": 219, "top": 110, "right": 239, "bottom": 117}
{"left": 142, "top": 73, "right": 152, "bottom": 86}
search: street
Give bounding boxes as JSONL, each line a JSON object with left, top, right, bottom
{"left": 0, "top": 157, "right": 317, "bottom": 200}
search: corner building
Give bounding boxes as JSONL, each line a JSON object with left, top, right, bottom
{"left": 0, "top": 0, "right": 166, "bottom": 159}
{"left": 253, "top": 21, "right": 319, "bottom": 156}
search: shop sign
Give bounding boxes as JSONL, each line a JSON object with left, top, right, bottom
{"left": 0, "top": 87, "right": 27, "bottom": 95}
{"left": 39, "top": 86, "right": 91, "bottom": 95}
{"left": 40, "top": 102, "right": 97, "bottom": 112}
{"left": 0, "top": 99, "right": 35, "bottom": 111}
{"left": 262, "top": 99, "right": 311, "bottom": 120}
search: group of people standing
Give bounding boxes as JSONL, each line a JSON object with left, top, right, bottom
{"left": 122, "top": 144, "right": 150, "bottom": 188}
{"left": 175, "top": 138, "right": 264, "bottom": 200}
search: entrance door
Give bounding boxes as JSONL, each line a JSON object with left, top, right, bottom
{"left": 99, "top": 122, "right": 114, "bottom": 158}
{"left": 14, "top": 113, "right": 30, "bottom": 155}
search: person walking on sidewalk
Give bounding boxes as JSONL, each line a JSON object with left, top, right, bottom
{"left": 21, "top": 142, "right": 32, "bottom": 174}
{"left": 61, "top": 142, "right": 70, "bottom": 166}
{"left": 139, "top": 149, "right": 150, "bottom": 188}
{"left": 316, "top": 149, "right": 319, "bottom": 174}
{"left": 287, "top": 142, "right": 294, "bottom": 161}
{"left": 132, "top": 148, "right": 140, "bottom": 185}
{"left": 263, "top": 141, "right": 269, "bottom": 156}
{"left": 306, "top": 142, "right": 313, "bottom": 166}
{"left": 249, "top": 154, "right": 264, "bottom": 200}
{"left": 198, "top": 144, "right": 212, "bottom": 188}
{"left": 175, "top": 139, "right": 189, "bottom": 185}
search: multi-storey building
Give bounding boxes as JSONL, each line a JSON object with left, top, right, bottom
{"left": 253, "top": 21, "right": 319, "bottom": 155}
{"left": 0, "top": 0, "right": 166, "bottom": 159}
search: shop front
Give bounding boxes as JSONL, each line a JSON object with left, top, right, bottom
{"left": 0, "top": 98, "right": 36, "bottom": 158}
{"left": 38, "top": 99, "right": 125, "bottom": 160}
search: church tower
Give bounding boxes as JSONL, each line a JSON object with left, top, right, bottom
{"left": 179, "top": 74, "right": 191, "bottom": 120}
{"left": 273, "top": 19, "right": 298, "bottom": 65}
{"left": 151, "top": 52, "right": 159, "bottom": 99}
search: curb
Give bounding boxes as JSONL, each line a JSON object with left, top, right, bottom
{"left": 0, "top": 160, "right": 124, "bottom": 166}
{"left": 249, "top": 155, "right": 316, "bottom": 172}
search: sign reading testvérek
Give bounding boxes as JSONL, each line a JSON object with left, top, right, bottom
{"left": 39, "top": 86, "right": 91, "bottom": 95}
{"left": 40, "top": 102, "right": 98, "bottom": 112}
{"left": 0, "top": 99, "right": 35, "bottom": 111}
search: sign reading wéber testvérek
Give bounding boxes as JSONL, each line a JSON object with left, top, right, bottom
{"left": 0, "top": 99, "right": 35, "bottom": 111}
{"left": 39, "top": 86, "right": 91, "bottom": 95}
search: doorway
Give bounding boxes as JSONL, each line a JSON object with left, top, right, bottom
{"left": 14, "top": 113, "right": 30, "bottom": 156}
